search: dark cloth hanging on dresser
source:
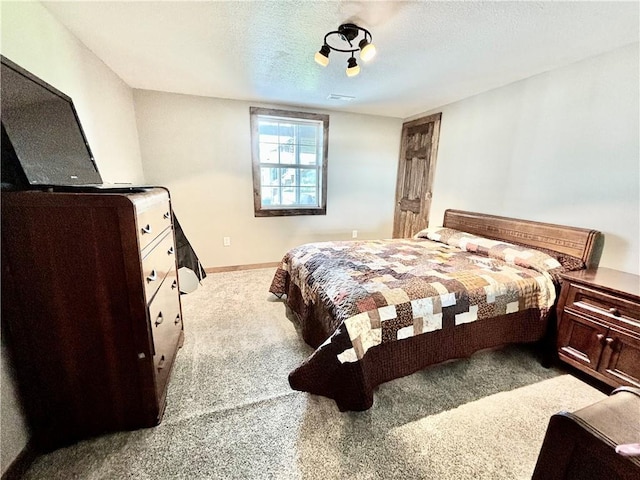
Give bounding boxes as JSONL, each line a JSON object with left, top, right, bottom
{"left": 172, "top": 213, "right": 206, "bottom": 283}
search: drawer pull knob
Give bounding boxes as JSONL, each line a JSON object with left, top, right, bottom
{"left": 147, "top": 270, "right": 158, "bottom": 282}
{"left": 155, "top": 312, "right": 164, "bottom": 327}
{"left": 596, "top": 333, "right": 605, "bottom": 344}
{"left": 163, "top": 212, "right": 171, "bottom": 220}
{"left": 141, "top": 224, "right": 152, "bottom": 234}
{"left": 174, "top": 314, "right": 181, "bottom": 325}
{"left": 168, "top": 246, "right": 175, "bottom": 255}
{"left": 171, "top": 280, "right": 178, "bottom": 289}
{"left": 605, "top": 337, "right": 615, "bottom": 346}
{"left": 608, "top": 307, "right": 621, "bottom": 317}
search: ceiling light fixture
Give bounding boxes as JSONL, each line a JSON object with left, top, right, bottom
{"left": 314, "top": 23, "right": 376, "bottom": 77}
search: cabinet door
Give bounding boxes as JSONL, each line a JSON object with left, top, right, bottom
{"left": 557, "top": 311, "right": 607, "bottom": 370}
{"left": 597, "top": 326, "right": 640, "bottom": 388}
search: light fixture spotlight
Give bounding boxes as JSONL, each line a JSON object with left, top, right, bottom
{"left": 346, "top": 56, "right": 360, "bottom": 77}
{"left": 314, "top": 23, "right": 376, "bottom": 77}
{"left": 314, "top": 44, "right": 330, "bottom": 67}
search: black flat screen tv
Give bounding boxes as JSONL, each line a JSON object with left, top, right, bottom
{"left": 1, "top": 55, "right": 103, "bottom": 188}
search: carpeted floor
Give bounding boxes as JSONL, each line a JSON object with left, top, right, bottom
{"left": 21, "top": 268, "right": 607, "bottom": 479}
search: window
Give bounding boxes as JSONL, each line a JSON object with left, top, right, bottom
{"left": 250, "top": 107, "right": 329, "bottom": 217}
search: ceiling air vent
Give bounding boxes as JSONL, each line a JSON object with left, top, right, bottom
{"left": 327, "top": 94, "right": 355, "bottom": 101}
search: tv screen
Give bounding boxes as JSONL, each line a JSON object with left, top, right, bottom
{"left": 1, "top": 56, "right": 102, "bottom": 187}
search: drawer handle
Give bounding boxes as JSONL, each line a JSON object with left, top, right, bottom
{"left": 157, "top": 354, "right": 166, "bottom": 370}
{"left": 155, "top": 312, "right": 164, "bottom": 327}
{"left": 174, "top": 314, "right": 181, "bottom": 325}
{"left": 167, "top": 246, "right": 175, "bottom": 255}
{"left": 596, "top": 333, "right": 605, "bottom": 344}
{"left": 608, "top": 307, "right": 621, "bottom": 317}
{"left": 147, "top": 270, "right": 158, "bottom": 282}
{"left": 163, "top": 211, "right": 171, "bottom": 220}
{"left": 171, "top": 279, "right": 178, "bottom": 290}
{"left": 605, "top": 337, "right": 615, "bottom": 347}
{"left": 141, "top": 224, "right": 152, "bottom": 235}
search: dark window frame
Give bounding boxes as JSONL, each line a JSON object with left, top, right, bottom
{"left": 250, "top": 107, "right": 329, "bottom": 217}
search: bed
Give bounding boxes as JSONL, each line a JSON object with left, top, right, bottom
{"left": 269, "top": 210, "right": 602, "bottom": 411}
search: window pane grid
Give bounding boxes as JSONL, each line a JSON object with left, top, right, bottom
{"left": 257, "top": 115, "right": 322, "bottom": 208}
{"left": 251, "top": 107, "right": 328, "bottom": 216}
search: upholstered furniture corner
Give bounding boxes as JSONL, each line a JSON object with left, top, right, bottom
{"left": 533, "top": 386, "right": 640, "bottom": 480}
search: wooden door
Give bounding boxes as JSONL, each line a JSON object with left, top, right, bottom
{"left": 393, "top": 113, "right": 441, "bottom": 238}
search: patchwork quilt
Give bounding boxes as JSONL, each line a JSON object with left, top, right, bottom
{"left": 269, "top": 227, "right": 567, "bottom": 410}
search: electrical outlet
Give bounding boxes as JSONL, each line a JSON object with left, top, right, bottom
{"left": 223, "top": 236, "right": 231, "bottom": 247}
{"left": 352, "top": 230, "right": 358, "bottom": 239}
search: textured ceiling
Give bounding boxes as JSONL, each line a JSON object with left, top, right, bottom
{"left": 42, "top": 1, "right": 639, "bottom": 118}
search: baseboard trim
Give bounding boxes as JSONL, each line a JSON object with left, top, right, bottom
{"left": 204, "top": 262, "right": 279, "bottom": 274}
{"left": 2, "top": 440, "right": 38, "bottom": 480}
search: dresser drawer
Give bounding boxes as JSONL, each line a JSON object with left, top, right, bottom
{"left": 148, "top": 270, "right": 182, "bottom": 394}
{"left": 141, "top": 230, "right": 177, "bottom": 302}
{"left": 564, "top": 283, "right": 640, "bottom": 329}
{"left": 136, "top": 198, "right": 172, "bottom": 252}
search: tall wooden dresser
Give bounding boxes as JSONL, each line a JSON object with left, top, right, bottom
{"left": 1, "top": 187, "right": 184, "bottom": 449}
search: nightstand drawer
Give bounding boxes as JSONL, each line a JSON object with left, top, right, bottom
{"left": 565, "top": 283, "right": 640, "bottom": 328}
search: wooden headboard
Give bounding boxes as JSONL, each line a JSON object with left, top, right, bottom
{"left": 442, "top": 209, "right": 603, "bottom": 268}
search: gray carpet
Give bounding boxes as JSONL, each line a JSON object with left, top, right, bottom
{"left": 22, "top": 268, "right": 606, "bottom": 479}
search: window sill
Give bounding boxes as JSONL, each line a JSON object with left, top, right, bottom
{"left": 255, "top": 207, "right": 326, "bottom": 217}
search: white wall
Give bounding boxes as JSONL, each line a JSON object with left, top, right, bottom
{"left": 134, "top": 90, "right": 403, "bottom": 267}
{"left": 419, "top": 43, "right": 640, "bottom": 274}
{"left": 0, "top": 2, "right": 145, "bottom": 474}
{"left": 1, "top": 1, "right": 145, "bottom": 184}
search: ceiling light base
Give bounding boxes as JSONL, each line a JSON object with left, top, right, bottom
{"left": 338, "top": 24, "right": 360, "bottom": 43}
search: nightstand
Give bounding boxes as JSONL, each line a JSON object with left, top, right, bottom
{"left": 556, "top": 267, "right": 640, "bottom": 388}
